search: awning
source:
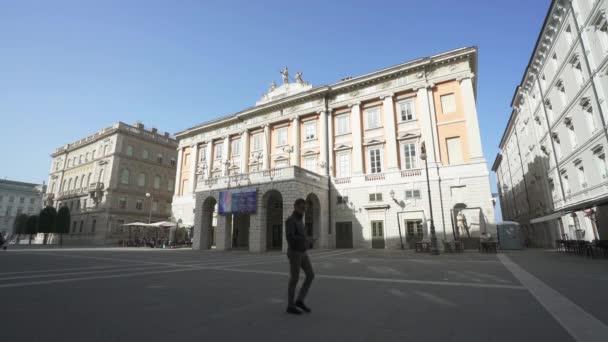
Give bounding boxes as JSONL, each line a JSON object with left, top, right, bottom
{"left": 530, "top": 212, "right": 563, "bottom": 224}
{"left": 121, "top": 222, "right": 150, "bottom": 227}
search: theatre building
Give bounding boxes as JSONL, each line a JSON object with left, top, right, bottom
{"left": 172, "top": 46, "right": 495, "bottom": 252}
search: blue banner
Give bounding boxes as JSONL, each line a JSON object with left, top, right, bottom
{"left": 218, "top": 188, "right": 257, "bottom": 215}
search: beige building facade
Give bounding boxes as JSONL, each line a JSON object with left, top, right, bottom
{"left": 46, "top": 122, "right": 178, "bottom": 245}
{"left": 173, "top": 47, "right": 495, "bottom": 252}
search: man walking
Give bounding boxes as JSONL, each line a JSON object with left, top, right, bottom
{"left": 285, "top": 198, "right": 314, "bottom": 315}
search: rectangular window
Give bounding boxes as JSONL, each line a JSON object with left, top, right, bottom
{"left": 152, "top": 200, "right": 159, "bottom": 212}
{"left": 215, "top": 144, "right": 223, "bottom": 160}
{"left": 303, "top": 157, "right": 317, "bottom": 172}
{"left": 79, "top": 220, "right": 84, "bottom": 233}
{"left": 275, "top": 127, "right": 287, "bottom": 146}
{"left": 142, "top": 149, "right": 149, "bottom": 159}
{"left": 253, "top": 134, "right": 262, "bottom": 151}
{"left": 365, "top": 108, "right": 381, "bottom": 129}
{"left": 83, "top": 199, "right": 87, "bottom": 209}
{"left": 136, "top": 199, "right": 144, "bottom": 210}
{"left": 126, "top": 145, "right": 134, "bottom": 156}
{"left": 119, "top": 197, "right": 127, "bottom": 209}
{"left": 91, "top": 219, "right": 96, "bottom": 233}
{"left": 138, "top": 173, "right": 146, "bottom": 187}
{"left": 92, "top": 150, "right": 96, "bottom": 159}
{"left": 168, "top": 179, "right": 174, "bottom": 192}
{"left": 369, "top": 193, "right": 383, "bottom": 202}
{"left": 157, "top": 154, "right": 163, "bottom": 164}
{"left": 440, "top": 94, "right": 456, "bottom": 114}
{"left": 154, "top": 176, "right": 161, "bottom": 190}
{"left": 595, "top": 152, "right": 608, "bottom": 179}
{"left": 231, "top": 140, "right": 241, "bottom": 156}
{"left": 170, "top": 158, "right": 176, "bottom": 167}
{"left": 406, "top": 221, "right": 423, "bottom": 236}
{"left": 369, "top": 148, "right": 382, "bottom": 174}
{"left": 337, "top": 196, "right": 349, "bottom": 205}
{"left": 336, "top": 115, "right": 350, "bottom": 135}
{"left": 405, "top": 190, "right": 421, "bottom": 199}
{"left": 30, "top": 198, "right": 35, "bottom": 205}
{"left": 304, "top": 121, "right": 317, "bottom": 140}
{"left": 561, "top": 171, "right": 571, "bottom": 195}
{"left": 8, "top": 196, "right": 14, "bottom": 203}
{"left": 336, "top": 153, "right": 351, "bottom": 178}
{"left": 72, "top": 221, "right": 77, "bottom": 233}
{"left": 576, "top": 163, "right": 586, "bottom": 188}
{"left": 399, "top": 100, "right": 416, "bottom": 121}
{"left": 402, "top": 142, "right": 417, "bottom": 170}
{"left": 446, "top": 137, "right": 463, "bottom": 164}
{"left": 19, "top": 197, "right": 25, "bottom": 204}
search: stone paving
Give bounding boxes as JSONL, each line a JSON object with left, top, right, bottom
{"left": 1, "top": 247, "right": 607, "bottom": 341}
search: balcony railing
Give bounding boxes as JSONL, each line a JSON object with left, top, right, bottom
{"left": 89, "top": 182, "right": 104, "bottom": 191}
{"left": 196, "top": 166, "right": 326, "bottom": 191}
{"left": 365, "top": 173, "right": 385, "bottom": 182}
{"left": 335, "top": 177, "right": 351, "bottom": 184}
{"left": 401, "top": 169, "right": 422, "bottom": 178}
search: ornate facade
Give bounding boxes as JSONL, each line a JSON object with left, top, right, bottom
{"left": 173, "top": 46, "right": 495, "bottom": 251}
{"left": 46, "top": 122, "right": 178, "bottom": 245}
{"left": 493, "top": 0, "right": 608, "bottom": 246}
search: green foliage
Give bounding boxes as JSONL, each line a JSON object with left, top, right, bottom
{"left": 56, "top": 206, "right": 71, "bottom": 235}
{"left": 13, "top": 214, "right": 29, "bottom": 235}
{"left": 38, "top": 206, "right": 58, "bottom": 234}
{"left": 26, "top": 215, "right": 39, "bottom": 235}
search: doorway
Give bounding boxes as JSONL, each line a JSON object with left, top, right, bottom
{"left": 336, "top": 221, "right": 353, "bottom": 248}
{"left": 371, "top": 220, "right": 385, "bottom": 249}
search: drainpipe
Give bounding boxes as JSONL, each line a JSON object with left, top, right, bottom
{"left": 324, "top": 94, "right": 333, "bottom": 248}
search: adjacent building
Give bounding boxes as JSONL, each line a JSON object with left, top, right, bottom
{"left": 0, "top": 179, "right": 46, "bottom": 236}
{"left": 46, "top": 122, "right": 178, "bottom": 245}
{"left": 492, "top": 0, "right": 608, "bottom": 246}
{"left": 173, "top": 46, "right": 495, "bottom": 252}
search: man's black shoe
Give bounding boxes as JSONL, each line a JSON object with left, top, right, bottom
{"left": 295, "top": 300, "right": 311, "bottom": 313}
{"left": 286, "top": 306, "right": 302, "bottom": 315}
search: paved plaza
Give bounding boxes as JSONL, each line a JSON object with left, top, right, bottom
{"left": 1, "top": 248, "right": 608, "bottom": 342}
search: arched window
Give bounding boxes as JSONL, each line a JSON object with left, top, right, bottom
{"left": 87, "top": 173, "right": 92, "bottom": 186}
{"left": 98, "top": 168, "right": 105, "bottom": 182}
{"left": 74, "top": 177, "right": 79, "bottom": 189}
{"left": 154, "top": 175, "right": 161, "bottom": 190}
{"left": 68, "top": 178, "right": 73, "bottom": 190}
{"left": 120, "top": 169, "right": 130, "bottom": 184}
{"left": 62, "top": 180, "right": 67, "bottom": 192}
{"left": 138, "top": 172, "right": 146, "bottom": 187}
{"left": 80, "top": 175, "right": 86, "bottom": 188}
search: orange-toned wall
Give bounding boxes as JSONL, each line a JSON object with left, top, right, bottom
{"left": 432, "top": 81, "right": 471, "bottom": 164}
{"left": 299, "top": 114, "right": 319, "bottom": 166}
{"left": 361, "top": 101, "right": 386, "bottom": 174}
{"left": 179, "top": 147, "right": 192, "bottom": 195}
{"left": 270, "top": 121, "right": 292, "bottom": 168}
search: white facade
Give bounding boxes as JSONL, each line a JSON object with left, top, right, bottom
{"left": 174, "top": 47, "right": 495, "bottom": 251}
{"left": 0, "top": 180, "right": 45, "bottom": 237}
{"left": 493, "top": 0, "right": 608, "bottom": 246}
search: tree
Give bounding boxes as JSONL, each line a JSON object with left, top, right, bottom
{"left": 13, "top": 214, "right": 29, "bottom": 243}
{"left": 38, "top": 206, "right": 57, "bottom": 245}
{"left": 56, "top": 206, "right": 71, "bottom": 246}
{"left": 26, "top": 215, "right": 39, "bottom": 245}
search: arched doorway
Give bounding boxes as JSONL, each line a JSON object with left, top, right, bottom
{"left": 201, "top": 196, "right": 217, "bottom": 249}
{"left": 264, "top": 190, "right": 283, "bottom": 250}
{"left": 305, "top": 193, "right": 321, "bottom": 248}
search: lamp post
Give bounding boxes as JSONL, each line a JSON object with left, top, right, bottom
{"left": 390, "top": 189, "right": 405, "bottom": 250}
{"left": 145, "top": 192, "right": 153, "bottom": 224}
{"left": 420, "top": 142, "right": 439, "bottom": 255}
{"left": 283, "top": 146, "right": 294, "bottom": 166}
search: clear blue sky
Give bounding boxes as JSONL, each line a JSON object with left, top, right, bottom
{"left": 1, "top": 0, "right": 550, "bottom": 218}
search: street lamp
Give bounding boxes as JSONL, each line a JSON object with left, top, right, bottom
{"left": 420, "top": 141, "right": 439, "bottom": 255}
{"left": 283, "top": 146, "right": 294, "bottom": 166}
{"left": 390, "top": 190, "right": 405, "bottom": 250}
{"left": 145, "top": 192, "right": 153, "bottom": 224}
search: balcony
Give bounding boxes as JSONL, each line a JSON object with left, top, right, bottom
{"left": 401, "top": 169, "right": 422, "bottom": 178}
{"left": 365, "top": 173, "right": 385, "bottom": 182}
{"left": 57, "top": 188, "right": 89, "bottom": 200}
{"left": 196, "top": 166, "right": 327, "bottom": 191}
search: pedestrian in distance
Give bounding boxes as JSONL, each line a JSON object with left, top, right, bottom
{"left": 0, "top": 233, "right": 7, "bottom": 251}
{"left": 285, "top": 198, "right": 315, "bottom": 315}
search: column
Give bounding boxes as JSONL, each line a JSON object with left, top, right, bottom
{"left": 241, "top": 130, "right": 250, "bottom": 173}
{"left": 262, "top": 124, "right": 270, "bottom": 169}
{"left": 319, "top": 110, "right": 329, "bottom": 175}
{"left": 350, "top": 102, "right": 363, "bottom": 175}
{"left": 215, "top": 215, "right": 232, "bottom": 251}
{"left": 205, "top": 142, "right": 213, "bottom": 178}
{"left": 223, "top": 136, "right": 230, "bottom": 176}
{"left": 382, "top": 94, "right": 399, "bottom": 171}
{"left": 174, "top": 148, "right": 183, "bottom": 195}
{"left": 292, "top": 117, "right": 300, "bottom": 167}
{"left": 459, "top": 76, "right": 484, "bottom": 161}
{"left": 416, "top": 86, "right": 437, "bottom": 164}
{"left": 189, "top": 144, "right": 198, "bottom": 193}
{"left": 327, "top": 111, "right": 334, "bottom": 175}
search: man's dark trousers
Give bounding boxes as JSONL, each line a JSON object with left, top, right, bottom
{"left": 287, "top": 250, "right": 314, "bottom": 306}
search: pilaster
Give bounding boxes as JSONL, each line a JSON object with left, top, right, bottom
{"left": 350, "top": 102, "right": 363, "bottom": 175}
{"left": 382, "top": 94, "right": 399, "bottom": 171}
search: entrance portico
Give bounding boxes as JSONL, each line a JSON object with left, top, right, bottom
{"left": 192, "top": 166, "right": 329, "bottom": 252}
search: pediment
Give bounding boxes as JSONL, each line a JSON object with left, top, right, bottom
{"left": 397, "top": 132, "right": 420, "bottom": 141}
{"left": 363, "top": 138, "right": 385, "bottom": 146}
{"left": 334, "top": 144, "right": 352, "bottom": 151}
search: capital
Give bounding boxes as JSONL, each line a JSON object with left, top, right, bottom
{"left": 380, "top": 93, "right": 394, "bottom": 100}
{"left": 348, "top": 101, "right": 361, "bottom": 108}
{"left": 456, "top": 73, "right": 475, "bottom": 83}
